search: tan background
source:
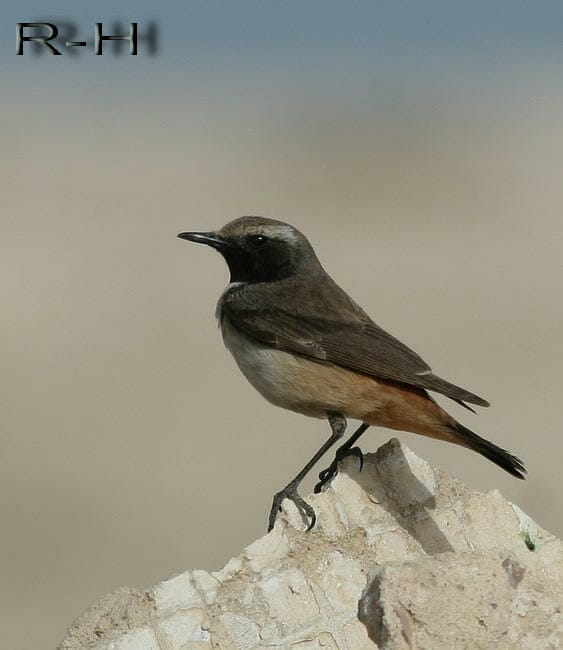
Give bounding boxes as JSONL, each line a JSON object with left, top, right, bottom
{"left": 2, "top": 7, "right": 563, "bottom": 648}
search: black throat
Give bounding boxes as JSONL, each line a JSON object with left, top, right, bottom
{"left": 222, "top": 241, "right": 299, "bottom": 284}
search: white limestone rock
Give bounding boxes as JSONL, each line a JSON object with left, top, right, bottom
{"left": 59, "top": 438, "right": 563, "bottom": 650}
{"left": 359, "top": 550, "right": 563, "bottom": 649}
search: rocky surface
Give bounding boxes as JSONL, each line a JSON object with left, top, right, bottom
{"left": 59, "top": 438, "right": 562, "bottom": 649}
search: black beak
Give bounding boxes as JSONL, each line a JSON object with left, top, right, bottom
{"left": 177, "top": 231, "right": 231, "bottom": 251}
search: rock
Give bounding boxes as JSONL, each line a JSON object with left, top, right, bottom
{"left": 59, "top": 587, "right": 156, "bottom": 650}
{"left": 359, "top": 551, "right": 562, "bottom": 649}
{"left": 59, "top": 438, "right": 563, "bottom": 649}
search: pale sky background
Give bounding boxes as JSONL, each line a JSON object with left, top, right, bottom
{"left": 2, "top": 2, "right": 563, "bottom": 648}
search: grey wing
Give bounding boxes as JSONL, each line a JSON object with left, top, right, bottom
{"left": 222, "top": 301, "right": 489, "bottom": 408}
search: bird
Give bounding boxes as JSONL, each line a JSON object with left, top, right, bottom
{"left": 178, "top": 216, "right": 525, "bottom": 531}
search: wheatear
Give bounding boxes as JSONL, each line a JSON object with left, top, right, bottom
{"left": 178, "top": 216, "right": 525, "bottom": 531}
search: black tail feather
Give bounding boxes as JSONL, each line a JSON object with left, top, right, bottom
{"left": 450, "top": 421, "right": 526, "bottom": 479}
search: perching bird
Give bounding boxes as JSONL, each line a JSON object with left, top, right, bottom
{"left": 178, "top": 216, "right": 525, "bottom": 531}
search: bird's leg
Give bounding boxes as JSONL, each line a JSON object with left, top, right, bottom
{"left": 268, "top": 413, "right": 346, "bottom": 532}
{"left": 314, "top": 422, "right": 370, "bottom": 493}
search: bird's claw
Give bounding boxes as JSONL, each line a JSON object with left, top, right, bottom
{"left": 268, "top": 482, "right": 316, "bottom": 532}
{"left": 313, "top": 446, "right": 364, "bottom": 493}
{"left": 346, "top": 446, "right": 364, "bottom": 471}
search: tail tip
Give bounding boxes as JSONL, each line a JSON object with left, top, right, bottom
{"left": 506, "top": 453, "right": 527, "bottom": 480}
{"left": 451, "top": 422, "right": 526, "bottom": 479}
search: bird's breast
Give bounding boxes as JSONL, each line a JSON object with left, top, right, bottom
{"left": 220, "top": 316, "right": 308, "bottom": 411}
{"left": 219, "top": 316, "right": 387, "bottom": 419}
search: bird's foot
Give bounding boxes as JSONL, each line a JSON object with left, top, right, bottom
{"left": 268, "top": 481, "right": 316, "bottom": 532}
{"left": 313, "top": 446, "right": 364, "bottom": 494}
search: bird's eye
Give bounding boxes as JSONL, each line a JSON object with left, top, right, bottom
{"left": 247, "top": 234, "right": 267, "bottom": 245}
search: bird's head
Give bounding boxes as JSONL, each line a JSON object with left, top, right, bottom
{"left": 178, "top": 216, "right": 320, "bottom": 283}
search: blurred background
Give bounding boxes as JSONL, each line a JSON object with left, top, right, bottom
{"left": 2, "top": 1, "right": 563, "bottom": 648}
